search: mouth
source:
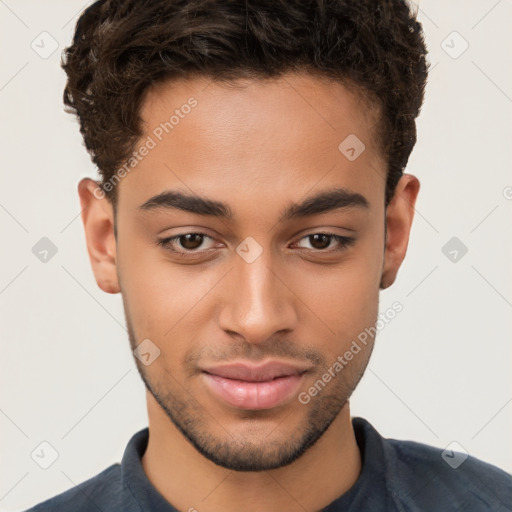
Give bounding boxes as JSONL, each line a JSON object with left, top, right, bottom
{"left": 200, "top": 360, "right": 310, "bottom": 410}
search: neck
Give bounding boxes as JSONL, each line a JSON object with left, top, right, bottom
{"left": 141, "top": 393, "right": 361, "bottom": 512}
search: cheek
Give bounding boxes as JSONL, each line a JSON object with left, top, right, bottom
{"left": 117, "top": 231, "right": 208, "bottom": 342}
{"left": 299, "top": 263, "right": 379, "bottom": 334}
{"left": 296, "top": 234, "right": 383, "bottom": 352}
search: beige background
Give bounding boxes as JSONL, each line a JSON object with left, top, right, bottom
{"left": 1, "top": 1, "right": 511, "bottom": 510}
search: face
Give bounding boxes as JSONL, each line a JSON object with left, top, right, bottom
{"left": 79, "top": 72, "right": 419, "bottom": 471}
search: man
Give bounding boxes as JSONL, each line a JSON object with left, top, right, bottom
{"left": 26, "top": 0, "right": 512, "bottom": 511}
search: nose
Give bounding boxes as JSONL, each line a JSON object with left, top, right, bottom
{"left": 218, "top": 248, "right": 299, "bottom": 345}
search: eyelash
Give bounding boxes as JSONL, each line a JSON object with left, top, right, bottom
{"left": 157, "top": 231, "right": 355, "bottom": 258}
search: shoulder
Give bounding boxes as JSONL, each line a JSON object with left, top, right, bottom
{"left": 23, "top": 463, "right": 138, "bottom": 512}
{"left": 384, "top": 436, "right": 512, "bottom": 511}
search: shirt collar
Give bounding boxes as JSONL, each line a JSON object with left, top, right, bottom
{"left": 322, "top": 417, "right": 394, "bottom": 510}
{"left": 121, "top": 427, "right": 180, "bottom": 511}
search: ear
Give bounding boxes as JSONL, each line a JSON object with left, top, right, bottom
{"left": 77, "top": 178, "right": 120, "bottom": 294}
{"left": 380, "top": 174, "right": 420, "bottom": 289}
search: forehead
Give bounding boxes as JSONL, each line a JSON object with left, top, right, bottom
{"left": 117, "top": 72, "right": 386, "bottom": 216}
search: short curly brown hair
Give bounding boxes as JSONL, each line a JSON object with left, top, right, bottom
{"left": 62, "top": 0, "right": 428, "bottom": 207}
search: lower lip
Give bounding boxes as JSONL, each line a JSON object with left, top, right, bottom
{"left": 202, "top": 372, "right": 304, "bottom": 410}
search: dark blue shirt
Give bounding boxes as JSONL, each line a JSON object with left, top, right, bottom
{"left": 24, "top": 417, "right": 512, "bottom": 511}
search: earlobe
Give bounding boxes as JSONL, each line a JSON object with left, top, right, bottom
{"left": 77, "top": 178, "right": 120, "bottom": 294}
{"left": 380, "top": 174, "right": 420, "bottom": 289}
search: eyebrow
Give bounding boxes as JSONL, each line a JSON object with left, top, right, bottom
{"left": 138, "top": 187, "right": 369, "bottom": 221}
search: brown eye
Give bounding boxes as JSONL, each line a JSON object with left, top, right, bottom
{"left": 178, "top": 233, "right": 205, "bottom": 250}
{"left": 157, "top": 232, "right": 216, "bottom": 256}
{"left": 296, "top": 233, "right": 354, "bottom": 252}
{"left": 308, "top": 234, "right": 331, "bottom": 250}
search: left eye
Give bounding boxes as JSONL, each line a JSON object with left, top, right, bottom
{"left": 157, "top": 232, "right": 354, "bottom": 256}
{"left": 295, "top": 233, "right": 354, "bottom": 251}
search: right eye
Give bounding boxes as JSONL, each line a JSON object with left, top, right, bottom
{"left": 157, "top": 232, "right": 217, "bottom": 257}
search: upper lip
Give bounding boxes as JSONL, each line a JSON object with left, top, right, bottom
{"left": 201, "top": 360, "right": 311, "bottom": 382}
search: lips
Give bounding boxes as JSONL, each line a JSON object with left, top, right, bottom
{"left": 202, "top": 361, "right": 310, "bottom": 382}
{"left": 201, "top": 360, "right": 309, "bottom": 410}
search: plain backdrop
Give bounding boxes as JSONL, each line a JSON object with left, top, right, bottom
{"left": 1, "top": 1, "right": 511, "bottom": 510}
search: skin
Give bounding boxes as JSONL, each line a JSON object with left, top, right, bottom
{"left": 78, "top": 72, "right": 419, "bottom": 512}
